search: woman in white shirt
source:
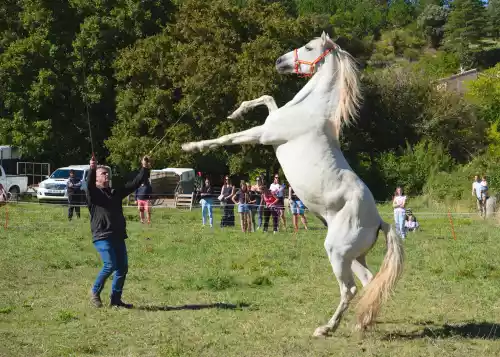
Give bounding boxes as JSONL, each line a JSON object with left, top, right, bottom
{"left": 392, "top": 186, "right": 406, "bottom": 240}
{"left": 269, "top": 174, "right": 286, "bottom": 231}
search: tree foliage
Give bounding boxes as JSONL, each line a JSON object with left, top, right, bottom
{"left": 417, "top": 4, "right": 448, "bottom": 48}
{"left": 443, "top": 0, "right": 487, "bottom": 68}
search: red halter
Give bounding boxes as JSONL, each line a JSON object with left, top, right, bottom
{"left": 293, "top": 47, "right": 333, "bottom": 77}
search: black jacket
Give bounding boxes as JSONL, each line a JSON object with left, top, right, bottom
{"left": 66, "top": 177, "right": 82, "bottom": 194}
{"left": 87, "top": 166, "right": 150, "bottom": 242}
{"left": 199, "top": 185, "right": 214, "bottom": 199}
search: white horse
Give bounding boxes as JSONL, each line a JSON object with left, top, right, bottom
{"left": 182, "top": 32, "right": 404, "bottom": 337}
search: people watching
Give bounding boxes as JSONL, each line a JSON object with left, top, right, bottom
{"left": 199, "top": 177, "right": 215, "bottom": 227}
{"left": 404, "top": 209, "right": 419, "bottom": 233}
{"left": 67, "top": 169, "right": 83, "bottom": 221}
{"left": 392, "top": 186, "right": 407, "bottom": 240}
{"left": 289, "top": 186, "right": 308, "bottom": 232}
{"left": 472, "top": 174, "right": 483, "bottom": 216}
{"left": 232, "top": 180, "right": 250, "bottom": 233}
{"left": 219, "top": 175, "right": 235, "bottom": 228}
{"left": 261, "top": 185, "right": 279, "bottom": 233}
{"left": 135, "top": 179, "right": 153, "bottom": 224}
{"left": 269, "top": 174, "right": 286, "bottom": 231}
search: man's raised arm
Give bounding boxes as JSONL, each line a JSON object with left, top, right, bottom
{"left": 86, "top": 156, "right": 97, "bottom": 204}
{"left": 119, "top": 156, "right": 152, "bottom": 199}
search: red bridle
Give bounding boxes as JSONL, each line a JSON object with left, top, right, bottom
{"left": 293, "top": 47, "right": 334, "bottom": 77}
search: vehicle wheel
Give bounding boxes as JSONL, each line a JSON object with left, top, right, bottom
{"left": 8, "top": 186, "right": 20, "bottom": 201}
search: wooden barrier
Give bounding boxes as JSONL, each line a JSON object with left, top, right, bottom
{"left": 175, "top": 193, "right": 194, "bottom": 210}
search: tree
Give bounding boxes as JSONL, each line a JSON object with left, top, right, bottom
{"left": 107, "top": 0, "right": 321, "bottom": 174}
{"left": 417, "top": 4, "right": 449, "bottom": 48}
{"left": 466, "top": 62, "right": 500, "bottom": 125}
{"left": 443, "top": 0, "right": 487, "bottom": 69}
{"left": 387, "top": 0, "right": 416, "bottom": 28}
{"left": 0, "top": 0, "right": 173, "bottom": 166}
{"left": 415, "top": 0, "right": 448, "bottom": 14}
{"left": 0, "top": 1, "right": 82, "bottom": 162}
{"left": 488, "top": 0, "right": 500, "bottom": 38}
{"left": 330, "top": 0, "right": 386, "bottom": 40}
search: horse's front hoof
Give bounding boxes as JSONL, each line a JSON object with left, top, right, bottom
{"left": 313, "top": 325, "right": 330, "bottom": 337}
{"left": 227, "top": 112, "right": 240, "bottom": 120}
{"left": 181, "top": 142, "right": 196, "bottom": 152}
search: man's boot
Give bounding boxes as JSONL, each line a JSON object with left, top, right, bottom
{"left": 90, "top": 289, "right": 103, "bottom": 308}
{"left": 110, "top": 291, "right": 133, "bottom": 309}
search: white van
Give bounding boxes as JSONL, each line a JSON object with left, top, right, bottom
{"left": 37, "top": 165, "right": 112, "bottom": 203}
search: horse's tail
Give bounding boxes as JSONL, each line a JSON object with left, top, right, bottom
{"left": 355, "top": 220, "right": 404, "bottom": 330}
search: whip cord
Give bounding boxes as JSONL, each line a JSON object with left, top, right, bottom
{"left": 81, "top": 45, "right": 95, "bottom": 159}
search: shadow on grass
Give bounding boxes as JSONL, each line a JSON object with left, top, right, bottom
{"left": 135, "top": 302, "right": 251, "bottom": 312}
{"left": 383, "top": 322, "right": 500, "bottom": 340}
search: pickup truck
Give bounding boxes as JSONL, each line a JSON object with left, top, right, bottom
{"left": 0, "top": 165, "right": 28, "bottom": 198}
{"left": 37, "top": 164, "right": 113, "bottom": 203}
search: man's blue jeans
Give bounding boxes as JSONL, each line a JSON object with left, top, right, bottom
{"left": 92, "top": 238, "right": 128, "bottom": 298}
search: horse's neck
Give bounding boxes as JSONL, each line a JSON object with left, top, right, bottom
{"left": 283, "top": 55, "right": 337, "bottom": 109}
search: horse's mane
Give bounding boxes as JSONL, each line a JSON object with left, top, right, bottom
{"left": 328, "top": 43, "right": 362, "bottom": 140}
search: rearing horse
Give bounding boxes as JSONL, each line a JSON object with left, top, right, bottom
{"left": 182, "top": 32, "right": 404, "bottom": 337}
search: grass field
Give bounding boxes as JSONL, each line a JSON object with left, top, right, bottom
{"left": 1, "top": 202, "right": 500, "bottom": 357}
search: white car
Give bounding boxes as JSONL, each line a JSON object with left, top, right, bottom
{"left": 37, "top": 165, "right": 112, "bottom": 203}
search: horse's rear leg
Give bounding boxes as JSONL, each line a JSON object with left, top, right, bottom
{"left": 313, "top": 251, "right": 357, "bottom": 337}
{"left": 228, "top": 95, "right": 278, "bottom": 119}
{"left": 182, "top": 126, "right": 264, "bottom": 152}
{"left": 352, "top": 255, "right": 373, "bottom": 287}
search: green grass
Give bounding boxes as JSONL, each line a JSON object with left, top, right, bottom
{"left": 1, "top": 203, "right": 500, "bottom": 356}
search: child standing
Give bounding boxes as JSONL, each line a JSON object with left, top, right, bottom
{"left": 289, "top": 186, "right": 308, "bottom": 232}
{"left": 480, "top": 175, "right": 489, "bottom": 206}
{"left": 135, "top": 179, "right": 152, "bottom": 224}
{"left": 232, "top": 181, "right": 250, "bottom": 232}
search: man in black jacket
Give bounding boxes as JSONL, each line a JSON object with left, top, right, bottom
{"left": 67, "top": 169, "right": 82, "bottom": 220}
{"left": 88, "top": 155, "right": 151, "bottom": 308}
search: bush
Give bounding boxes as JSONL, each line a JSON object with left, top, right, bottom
{"left": 424, "top": 153, "right": 500, "bottom": 203}
{"left": 377, "top": 139, "right": 454, "bottom": 196}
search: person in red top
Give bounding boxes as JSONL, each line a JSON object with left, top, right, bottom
{"left": 261, "top": 186, "right": 279, "bottom": 233}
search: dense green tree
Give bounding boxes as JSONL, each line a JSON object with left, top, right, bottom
{"left": 466, "top": 63, "right": 500, "bottom": 125}
{"left": 387, "top": 0, "right": 416, "bottom": 28}
{"left": 417, "top": 4, "right": 449, "bottom": 48}
{"left": 106, "top": 0, "right": 320, "bottom": 174}
{"left": 0, "top": 0, "right": 173, "bottom": 166}
{"left": 488, "top": 0, "right": 500, "bottom": 38}
{"left": 330, "top": 0, "right": 386, "bottom": 40}
{"left": 443, "top": 0, "right": 487, "bottom": 68}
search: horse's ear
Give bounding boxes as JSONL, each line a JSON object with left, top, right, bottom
{"left": 321, "top": 31, "right": 335, "bottom": 49}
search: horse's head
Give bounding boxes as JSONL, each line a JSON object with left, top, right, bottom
{"left": 275, "top": 31, "right": 337, "bottom": 77}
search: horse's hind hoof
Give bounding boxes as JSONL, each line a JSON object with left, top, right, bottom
{"left": 313, "top": 325, "right": 330, "bottom": 337}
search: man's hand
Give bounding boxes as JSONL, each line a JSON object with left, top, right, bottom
{"left": 142, "top": 155, "right": 152, "bottom": 169}
{"left": 90, "top": 156, "right": 97, "bottom": 169}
